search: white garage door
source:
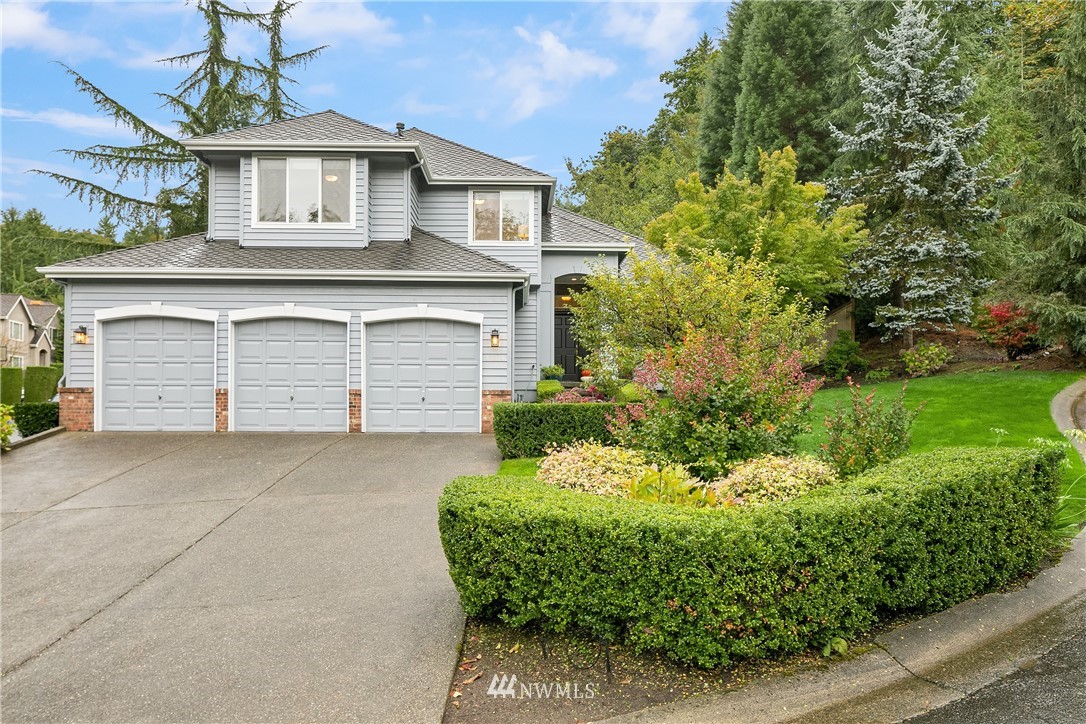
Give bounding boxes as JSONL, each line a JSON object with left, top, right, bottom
{"left": 233, "top": 318, "right": 349, "bottom": 432}
{"left": 100, "top": 317, "right": 215, "bottom": 431}
{"left": 366, "top": 319, "right": 480, "bottom": 432}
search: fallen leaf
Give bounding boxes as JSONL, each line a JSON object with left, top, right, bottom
{"left": 450, "top": 689, "right": 462, "bottom": 699}
{"left": 508, "top": 643, "right": 521, "bottom": 653}
{"left": 463, "top": 672, "right": 482, "bottom": 685}
{"left": 458, "top": 662, "right": 477, "bottom": 672}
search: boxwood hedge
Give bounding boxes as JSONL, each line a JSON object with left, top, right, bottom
{"left": 492, "top": 402, "right": 616, "bottom": 458}
{"left": 438, "top": 446, "right": 1064, "bottom": 668}
{"left": 12, "top": 401, "right": 60, "bottom": 437}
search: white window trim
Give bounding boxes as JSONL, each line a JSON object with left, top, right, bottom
{"left": 9, "top": 356, "right": 24, "bottom": 368}
{"left": 252, "top": 154, "right": 356, "bottom": 229}
{"left": 8, "top": 320, "right": 25, "bottom": 342}
{"left": 468, "top": 188, "right": 535, "bottom": 246}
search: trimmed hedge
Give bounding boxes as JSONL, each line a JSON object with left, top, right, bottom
{"left": 0, "top": 368, "right": 23, "bottom": 405}
{"left": 439, "top": 446, "right": 1063, "bottom": 668}
{"left": 23, "top": 366, "right": 62, "bottom": 403}
{"left": 536, "top": 380, "right": 564, "bottom": 401}
{"left": 492, "top": 402, "right": 616, "bottom": 458}
{"left": 12, "top": 401, "right": 60, "bottom": 437}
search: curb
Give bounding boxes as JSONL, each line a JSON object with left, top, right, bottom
{"left": 2, "top": 426, "right": 66, "bottom": 452}
{"left": 600, "top": 378, "right": 1086, "bottom": 724}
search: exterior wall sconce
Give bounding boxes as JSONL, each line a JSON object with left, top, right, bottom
{"left": 73, "top": 325, "right": 89, "bottom": 345}
{"left": 490, "top": 329, "right": 500, "bottom": 348}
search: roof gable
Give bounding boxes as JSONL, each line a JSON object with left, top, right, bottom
{"left": 0, "top": 293, "right": 34, "bottom": 322}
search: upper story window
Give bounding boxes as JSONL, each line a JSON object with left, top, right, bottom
{"left": 8, "top": 320, "right": 24, "bottom": 342}
{"left": 255, "top": 157, "right": 353, "bottom": 226}
{"left": 472, "top": 190, "right": 532, "bottom": 243}
{"left": 9, "top": 356, "right": 23, "bottom": 369}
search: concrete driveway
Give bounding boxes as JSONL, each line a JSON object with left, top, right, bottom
{"left": 1, "top": 432, "right": 499, "bottom": 723}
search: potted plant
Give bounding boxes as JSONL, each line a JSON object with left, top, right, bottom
{"left": 541, "top": 364, "right": 564, "bottom": 381}
{"left": 580, "top": 368, "right": 593, "bottom": 384}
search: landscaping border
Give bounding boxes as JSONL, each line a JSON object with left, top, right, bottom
{"left": 2, "top": 426, "right": 66, "bottom": 453}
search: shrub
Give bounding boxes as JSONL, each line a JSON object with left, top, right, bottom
{"left": 823, "top": 331, "right": 868, "bottom": 380}
{"left": 610, "top": 329, "right": 820, "bottom": 479}
{"left": 541, "top": 364, "right": 565, "bottom": 381}
{"left": 538, "top": 441, "right": 649, "bottom": 496}
{"left": 551, "top": 385, "right": 608, "bottom": 404}
{"left": 976, "top": 301, "right": 1044, "bottom": 360}
{"left": 22, "top": 366, "right": 62, "bottom": 403}
{"left": 439, "top": 446, "right": 1063, "bottom": 668}
{"left": 0, "top": 368, "right": 23, "bottom": 405}
{"left": 615, "top": 382, "right": 650, "bottom": 405}
{"left": 493, "top": 402, "right": 616, "bottom": 459}
{"left": 901, "top": 341, "right": 953, "bottom": 377}
{"left": 12, "top": 401, "right": 59, "bottom": 437}
{"left": 627, "top": 464, "right": 715, "bottom": 507}
{"left": 713, "top": 455, "right": 838, "bottom": 506}
{"left": 0, "top": 404, "right": 15, "bottom": 449}
{"left": 536, "top": 380, "right": 564, "bottom": 401}
{"left": 820, "top": 381, "right": 921, "bottom": 477}
{"left": 864, "top": 369, "right": 892, "bottom": 383}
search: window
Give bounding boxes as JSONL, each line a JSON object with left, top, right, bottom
{"left": 472, "top": 190, "right": 532, "bottom": 243}
{"left": 8, "top": 320, "right": 24, "bottom": 341}
{"left": 255, "top": 157, "right": 352, "bottom": 225}
{"left": 9, "top": 356, "right": 23, "bottom": 369}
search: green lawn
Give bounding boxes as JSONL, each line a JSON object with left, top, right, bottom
{"left": 496, "top": 371, "right": 1086, "bottom": 526}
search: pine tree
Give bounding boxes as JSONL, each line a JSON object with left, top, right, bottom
{"left": 34, "top": 0, "right": 323, "bottom": 238}
{"left": 696, "top": 0, "right": 754, "bottom": 184}
{"left": 830, "top": 0, "right": 997, "bottom": 346}
{"left": 257, "top": 0, "right": 327, "bottom": 123}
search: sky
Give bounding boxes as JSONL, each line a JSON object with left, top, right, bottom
{"left": 0, "top": 0, "right": 726, "bottom": 233}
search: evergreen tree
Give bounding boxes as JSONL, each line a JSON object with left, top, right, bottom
{"left": 726, "top": 0, "right": 841, "bottom": 182}
{"left": 34, "top": 0, "right": 322, "bottom": 239}
{"left": 697, "top": 0, "right": 754, "bottom": 184}
{"left": 830, "top": 0, "right": 998, "bottom": 346}
{"left": 257, "top": 0, "right": 327, "bottom": 123}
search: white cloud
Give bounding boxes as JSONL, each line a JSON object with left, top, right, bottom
{"left": 625, "top": 77, "right": 663, "bottom": 103}
{"left": 0, "top": 107, "right": 175, "bottom": 139}
{"left": 497, "top": 27, "right": 617, "bottom": 122}
{"left": 505, "top": 155, "right": 536, "bottom": 166}
{"left": 306, "top": 82, "right": 338, "bottom": 97}
{"left": 284, "top": 1, "right": 401, "bottom": 48}
{"left": 400, "top": 93, "right": 452, "bottom": 116}
{"left": 603, "top": 2, "right": 700, "bottom": 63}
{"left": 0, "top": 2, "right": 109, "bottom": 59}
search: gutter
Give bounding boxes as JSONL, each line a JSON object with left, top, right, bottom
{"left": 37, "top": 266, "right": 530, "bottom": 284}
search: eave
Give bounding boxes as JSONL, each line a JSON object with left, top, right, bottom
{"left": 38, "top": 266, "right": 530, "bottom": 284}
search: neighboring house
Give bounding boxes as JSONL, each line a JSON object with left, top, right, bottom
{"left": 41, "top": 111, "right": 641, "bottom": 433}
{"left": 0, "top": 293, "right": 58, "bottom": 368}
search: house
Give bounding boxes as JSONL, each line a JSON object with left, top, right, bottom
{"left": 41, "top": 111, "right": 641, "bottom": 433}
{"left": 1, "top": 293, "right": 58, "bottom": 368}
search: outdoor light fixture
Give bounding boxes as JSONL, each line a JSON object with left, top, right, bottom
{"left": 73, "top": 325, "right": 89, "bottom": 345}
{"left": 490, "top": 329, "right": 500, "bottom": 348}
{"left": 323, "top": 174, "right": 339, "bottom": 182}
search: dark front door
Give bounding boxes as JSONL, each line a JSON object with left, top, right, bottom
{"left": 554, "top": 312, "right": 582, "bottom": 381}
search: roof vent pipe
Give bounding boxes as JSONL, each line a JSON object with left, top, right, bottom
{"left": 395, "top": 122, "right": 405, "bottom": 137}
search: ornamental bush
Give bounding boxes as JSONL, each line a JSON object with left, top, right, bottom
{"left": 713, "top": 455, "right": 838, "bottom": 506}
{"left": 615, "top": 382, "right": 650, "bottom": 405}
{"left": 537, "top": 441, "right": 649, "bottom": 497}
{"left": 12, "top": 401, "right": 59, "bottom": 437}
{"left": 823, "top": 331, "right": 868, "bottom": 380}
{"left": 609, "top": 329, "right": 820, "bottom": 479}
{"left": 0, "top": 404, "right": 15, "bottom": 448}
{"left": 976, "top": 301, "right": 1045, "bottom": 360}
{"left": 23, "top": 366, "right": 62, "bottom": 403}
{"left": 493, "top": 402, "right": 616, "bottom": 459}
{"left": 439, "top": 446, "right": 1063, "bottom": 668}
{"left": 901, "top": 341, "right": 953, "bottom": 377}
{"left": 536, "top": 380, "right": 564, "bottom": 401}
{"left": 820, "top": 381, "right": 920, "bottom": 477}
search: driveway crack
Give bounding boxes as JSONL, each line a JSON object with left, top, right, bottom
{"left": 1, "top": 434, "right": 349, "bottom": 678}
{"left": 874, "top": 642, "right": 965, "bottom": 695}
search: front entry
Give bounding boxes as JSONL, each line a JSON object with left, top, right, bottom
{"left": 554, "top": 312, "right": 582, "bottom": 382}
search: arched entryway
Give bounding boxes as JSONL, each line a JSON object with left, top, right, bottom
{"left": 553, "top": 273, "right": 588, "bottom": 382}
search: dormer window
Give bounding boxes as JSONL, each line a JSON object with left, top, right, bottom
{"left": 255, "top": 156, "right": 353, "bottom": 226}
{"left": 471, "top": 189, "right": 532, "bottom": 243}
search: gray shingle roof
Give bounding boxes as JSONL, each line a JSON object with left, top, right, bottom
{"left": 542, "top": 207, "right": 644, "bottom": 248}
{"left": 44, "top": 229, "right": 525, "bottom": 278}
{"left": 190, "top": 110, "right": 402, "bottom": 144}
{"left": 25, "top": 299, "right": 59, "bottom": 327}
{"left": 402, "top": 128, "right": 552, "bottom": 180}
{"left": 0, "top": 293, "right": 24, "bottom": 318}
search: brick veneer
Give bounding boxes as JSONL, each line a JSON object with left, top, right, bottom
{"left": 215, "top": 389, "right": 229, "bottom": 432}
{"left": 349, "top": 389, "right": 362, "bottom": 432}
{"left": 481, "top": 389, "right": 512, "bottom": 434}
{"left": 58, "top": 387, "right": 93, "bottom": 431}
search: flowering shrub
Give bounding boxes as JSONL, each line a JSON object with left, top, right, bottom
{"left": 820, "top": 380, "right": 921, "bottom": 477}
{"left": 0, "top": 404, "right": 15, "bottom": 449}
{"left": 537, "top": 441, "right": 649, "bottom": 496}
{"left": 976, "top": 301, "right": 1044, "bottom": 360}
{"left": 609, "top": 329, "right": 821, "bottom": 480}
{"left": 713, "top": 455, "right": 838, "bottom": 506}
{"left": 627, "top": 464, "right": 715, "bottom": 507}
{"left": 550, "top": 385, "right": 608, "bottom": 404}
{"left": 901, "top": 341, "right": 953, "bottom": 377}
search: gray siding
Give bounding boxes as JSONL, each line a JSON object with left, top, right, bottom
{"left": 210, "top": 159, "right": 241, "bottom": 240}
{"left": 240, "top": 153, "right": 367, "bottom": 248}
{"left": 67, "top": 281, "right": 513, "bottom": 391}
{"left": 514, "top": 289, "right": 539, "bottom": 400}
{"left": 409, "top": 171, "right": 420, "bottom": 228}
{"left": 369, "top": 158, "right": 407, "bottom": 241}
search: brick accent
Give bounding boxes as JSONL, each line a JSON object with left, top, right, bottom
{"left": 481, "top": 389, "right": 512, "bottom": 434}
{"left": 349, "top": 389, "right": 362, "bottom": 433}
{"left": 215, "top": 389, "right": 229, "bottom": 432}
{"left": 58, "top": 387, "right": 93, "bottom": 432}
